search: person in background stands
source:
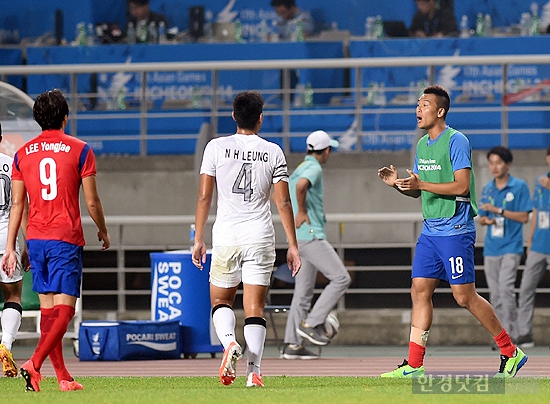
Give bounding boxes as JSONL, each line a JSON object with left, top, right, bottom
{"left": 478, "top": 146, "right": 531, "bottom": 346}
{"left": 282, "top": 130, "right": 351, "bottom": 360}
{"left": 127, "top": 0, "right": 168, "bottom": 42}
{"left": 1, "top": 89, "right": 110, "bottom": 392}
{"left": 192, "top": 91, "right": 301, "bottom": 388}
{"left": 127, "top": 0, "right": 168, "bottom": 28}
{"left": 271, "top": 0, "right": 314, "bottom": 40}
{"left": 517, "top": 146, "right": 550, "bottom": 348}
{"left": 409, "top": 0, "right": 457, "bottom": 37}
{"left": 0, "top": 122, "right": 30, "bottom": 378}
{"left": 378, "top": 85, "right": 527, "bottom": 378}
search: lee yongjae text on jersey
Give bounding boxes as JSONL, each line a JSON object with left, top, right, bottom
{"left": 25, "top": 141, "right": 72, "bottom": 155}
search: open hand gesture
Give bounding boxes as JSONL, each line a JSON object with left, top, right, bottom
{"left": 378, "top": 165, "right": 398, "bottom": 187}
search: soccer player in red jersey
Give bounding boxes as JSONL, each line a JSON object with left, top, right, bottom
{"left": 1, "top": 89, "right": 110, "bottom": 392}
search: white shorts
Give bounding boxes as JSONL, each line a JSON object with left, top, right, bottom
{"left": 210, "top": 243, "right": 276, "bottom": 288}
{"left": 0, "top": 251, "right": 23, "bottom": 284}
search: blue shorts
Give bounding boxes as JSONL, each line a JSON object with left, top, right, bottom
{"left": 412, "top": 232, "right": 476, "bottom": 285}
{"left": 27, "top": 240, "right": 83, "bottom": 297}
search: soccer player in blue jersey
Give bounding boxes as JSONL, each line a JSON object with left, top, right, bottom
{"left": 377, "top": 85, "right": 527, "bottom": 378}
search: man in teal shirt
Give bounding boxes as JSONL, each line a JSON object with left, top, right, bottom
{"left": 479, "top": 146, "right": 531, "bottom": 345}
{"left": 282, "top": 130, "right": 351, "bottom": 359}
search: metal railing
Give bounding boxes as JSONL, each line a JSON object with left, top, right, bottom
{"left": 1, "top": 54, "right": 550, "bottom": 155}
{"left": 80, "top": 213, "right": 417, "bottom": 313}
{"left": 82, "top": 213, "right": 550, "bottom": 314}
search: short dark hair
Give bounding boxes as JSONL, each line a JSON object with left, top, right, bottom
{"left": 233, "top": 91, "right": 263, "bottom": 131}
{"left": 128, "top": 0, "right": 149, "bottom": 6}
{"left": 423, "top": 85, "right": 450, "bottom": 119}
{"left": 487, "top": 146, "right": 513, "bottom": 164}
{"left": 271, "top": 0, "right": 296, "bottom": 8}
{"left": 33, "top": 89, "right": 69, "bottom": 130}
{"left": 307, "top": 148, "right": 329, "bottom": 156}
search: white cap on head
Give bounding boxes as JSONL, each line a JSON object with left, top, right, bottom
{"left": 306, "top": 130, "right": 339, "bottom": 151}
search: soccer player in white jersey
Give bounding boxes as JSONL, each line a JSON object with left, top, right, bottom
{"left": 0, "top": 122, "right": 29, "bottom": 377}
{"left": 192, "top": 91, "right": 301, "bottom": 388}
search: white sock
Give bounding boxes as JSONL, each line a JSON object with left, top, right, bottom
{"left": 1, "top": 307, "right": 22, "bottom": 350}
{"left": 244, "top": 323, "right": 266, "bottom": 376}
{"left": 212, "top": 306, "right": 237, "bottom": 349}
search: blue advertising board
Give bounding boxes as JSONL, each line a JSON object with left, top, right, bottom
{"left": 79, "top": 320, "right": 181, "bottom": 361}
{"left": 25, "top": 41, "right": 343, "bottom": 155}
{"left": 150, "top": 250, "right": 222, "bottom": 356}
{"left": 348, "top": 35, "right": 550, "bottom": 151}
{"left": 26, "top": 41, "right": 343, "bottom": 107}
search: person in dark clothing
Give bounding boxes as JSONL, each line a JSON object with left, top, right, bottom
{"left": 409, "top": 0, "right": 457, "bottom": 37}
{"left": 127, "top": 0, "right": 168, "bottom": 28}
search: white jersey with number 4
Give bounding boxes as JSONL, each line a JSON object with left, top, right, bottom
{"left": 200, "top": 134, "right": 288, "bottom": 246}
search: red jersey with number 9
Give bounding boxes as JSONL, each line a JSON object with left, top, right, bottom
{"left": 12, "top": 130, "right": 97, "bottom": 246}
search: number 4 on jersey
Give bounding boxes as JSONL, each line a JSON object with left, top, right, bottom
{"left": 232, "top": 163, "right": 253, "bottom": 201}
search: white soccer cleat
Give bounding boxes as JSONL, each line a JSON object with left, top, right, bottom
{"left": 219, "top": 341, "right": 242, "bottom": 386}
{"left": 246, "top": 372, "right": 264, "bottom": 387}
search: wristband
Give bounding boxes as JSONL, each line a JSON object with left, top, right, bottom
{"left": 498, "top": 208, "right": 504, "bottom": 216}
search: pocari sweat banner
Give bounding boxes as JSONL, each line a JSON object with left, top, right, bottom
{"left": 150, "top": 251, "right": 222, "bottom": 355}
{"left": 79, "top": 320, "right": 180, "bottom": 361}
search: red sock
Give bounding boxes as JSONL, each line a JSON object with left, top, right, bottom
{"left": 35, "top": 308, "right": 55, "bottom": 359}
{"left": 49, "top": 341, "right": 72, "bottom": 382}
{"left": 494, "top": 329, "right": 516, "bottom": 358}
{"left": 31, "top": 305, "right": 75, "bottom": 373}
{"left": 30, "top": 307, "right": 57, "bottom": 371}
{"left": 407, "top": 341, "right": 426, "bottom": 368}
{"left": 37, "top": 308, "right": 71, "bottom": 381}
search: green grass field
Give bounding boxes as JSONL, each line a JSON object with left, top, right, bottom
{"left": 2, "top": 376, "right": 549, "bottom": 404}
